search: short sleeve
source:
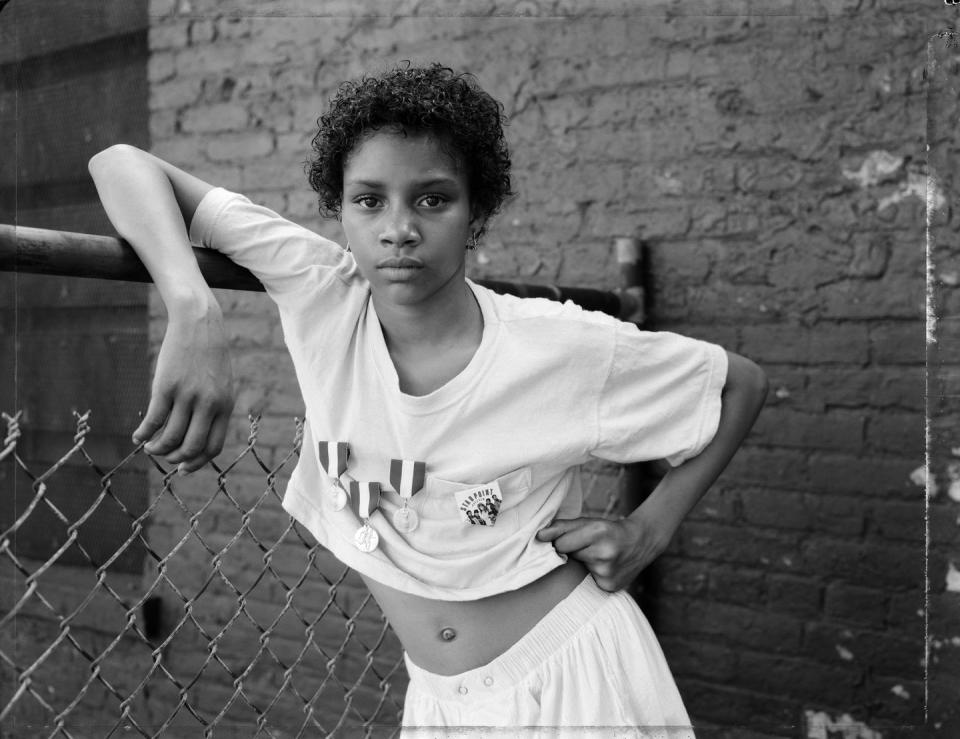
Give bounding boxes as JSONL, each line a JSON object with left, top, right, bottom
{"left": 188, "top": 187, "right": 357, "bottom": 299}
{"left": 593, "top": 324, "right": 728, "bottom": 466}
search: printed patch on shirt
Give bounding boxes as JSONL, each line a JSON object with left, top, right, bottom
{"left": 454, "top": 481, "right": 503, "bottom": 526}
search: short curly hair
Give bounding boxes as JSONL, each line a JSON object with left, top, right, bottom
{"left": 307, "top": 63, "right": 512, "bottom": 237}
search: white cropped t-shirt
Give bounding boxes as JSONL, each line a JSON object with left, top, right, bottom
{"left": 190, "top": 188, "right": 728, "bottom": 601}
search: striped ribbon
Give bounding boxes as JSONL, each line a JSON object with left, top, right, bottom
{"left": 349, "top": 481, "right": 382, "bottom": 519}
{"left": 389, "top": 459, "right": 425, "bottom": 499}
{"left": 318, "top": 441, "right": 349, "bottom": 477}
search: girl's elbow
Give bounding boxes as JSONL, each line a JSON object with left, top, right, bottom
{"left": 88, "top": 143, "right": 144, "bottom": 175}
{"left": 726, "top": 352, "right": 769, "bottom": 403}
{"left": 746, "top": 357, "right": 768, "bottom": 398}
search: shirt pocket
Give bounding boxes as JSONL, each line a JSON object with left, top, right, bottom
{"left": 416, "top": 466, "right": 532, "bottom": 532}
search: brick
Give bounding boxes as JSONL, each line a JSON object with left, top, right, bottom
{"left": 659, "top": 595, "right": 804, "bottom": 654}
{"left": 808, "top": 453, "right": 920, "bottom": 499}
{"left": 147, "top": 48, "right": 176, "bottom": 84}
{"left": 736, "top": 650, "right": 862, "bottom": 706}
{"left": 767, "top": 245, "right": 849, "bottom": 292}
{"left": 149, "top": 21, "right": 189, "bottom": 51}
{"left": 930, "top": 635, "right": 960, "bottom": 680}
{"left": 767, "top": 574, "right": 822, "bottom": 619}
{"left": 740, "top": 323, "right": 869, "bottom": 365}
{"left": 708, "top": 565, "right": 765, "bottom": 606}
{"left": 823, "top": 582, "right": 889, "bottom": 628}
{"left": 847, "top": 231, "right": 892, "bottom": 278}
{"left": 180, "top": 102, "right": 249, "bottom": 134}
{"left": 659, "top": 637, "right": 739, "bottom": 682}
{"left": 722, "top": 448, "right": 808, "bottom": 489}
{"left": 887, "top": 590, "right": 925, "bottom": 629}
{"left": 933, "top": 318, "right": 960, "bottom": 364}
{"left": 655, "top": 556, "right": 709, "bottom": 596}
{"left": 869, "top": 322, "right": 925, "bottom": 364}
{"left": 818, "top": 279, "right": 923, "bottom": 320}
{"left": 812, "top": 494, "right": 865, "bottom": 537}
{"left": 150, "top": 136, "right": 205, "bottom": 166}
{"left": 206, "top": 131, "right": 275, "bottom": 162}
{"left": 687, "top": 484, "right": 740, "bottom": 523}
{"left": 740, "top": 488, "right": 813, "bottom": 530}
{"left": 189, "top": 18, "right": 215, "bottom": 45}
{"left": 866, "top": 499, "right": 925, "bottom": 543}
{"left": 679, "top": 679, "right": 800, "bottom": 733}
{"left": 150, "top": 76, "right": 204, "bottom": 109}
{"left": 803, "top": 621, "right": 923, "bottom": 679}
{"left": 799, "top": 538, "right": 923, "bottom": 590}
{"left": 148, "top": 108, "right": 178, "bottom": 140}
{"left": 806, "top": 367, "right": 924, "bottom": 412}
{"left": 680, "top": 522, "right": 803, "bottom": 572}
{"left": 929, "top": 502, "right": 960, "bottom": 548}
{"left": 865, "top": 411, "right": 924, "bottom": 455}
{"left": 751, "top": 408, "right": 865, "bottom": 453}
{"left": 862, "top": 675, "right": 925, "bottom": 725}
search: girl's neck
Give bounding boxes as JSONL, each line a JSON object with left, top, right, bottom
{"left": 373, "top": 277, "right": 482, "bottom": 356}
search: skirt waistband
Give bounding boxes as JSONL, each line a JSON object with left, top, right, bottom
{"left": 403, "top": 574, "right": 615, "bottom": 700}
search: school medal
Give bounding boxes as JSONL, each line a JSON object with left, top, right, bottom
{"left": 350, "top": 481, "right": 381, "bottom": 553}
{"left": 319, "top": 441, "right": 350, "bottom": 511}
{"left": 389, "top": 458, "right": 426, "bottom": 533}
{"left": 328, "top": 478, "right": 348, "bottom": 511}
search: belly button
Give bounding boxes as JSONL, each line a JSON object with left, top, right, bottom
{"left": 440, "top": 627, "right": 457, "bottom": 642}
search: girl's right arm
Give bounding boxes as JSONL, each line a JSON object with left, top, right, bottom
{"left": 88, "top": 144, "right": 235, "bottom": 473}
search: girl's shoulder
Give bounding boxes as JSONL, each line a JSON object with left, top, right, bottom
{"left": 192, "top": 187, "right": 361, "bottom": 298}
{"left": 479, "top": 284, "right": 618, "bottom": 329}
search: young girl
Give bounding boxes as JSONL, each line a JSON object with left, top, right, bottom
{"left": 89, "top": 64, "right": 767, "bottom": 735}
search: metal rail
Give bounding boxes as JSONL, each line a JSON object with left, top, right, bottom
{"left": 0, "top": 224, "right": 645, "bottom": 322}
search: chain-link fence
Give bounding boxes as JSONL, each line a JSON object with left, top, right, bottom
{"left": 0, "top": 225, "right": 639, "bottom": 736}
{"left": 0, "top": 407, "right": 626, "bottom": 738}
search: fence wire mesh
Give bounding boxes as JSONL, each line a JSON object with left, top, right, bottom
{"left": 0, "top": 409, "right": 625, "bottom": 738}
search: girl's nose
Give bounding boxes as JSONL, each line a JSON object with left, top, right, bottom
{"left": 379, "top": 207, "right": 420, "bottom": 248}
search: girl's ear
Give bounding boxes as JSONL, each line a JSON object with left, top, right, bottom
{"left": 469, "top": 214, "right": 486, "bottom": 238}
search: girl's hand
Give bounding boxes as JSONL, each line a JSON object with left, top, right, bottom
{"left": 536, "top": 511, "right": 671, "bottom": 592}
{"left": 133, "top": 304, "right": 235, "bottom": 474}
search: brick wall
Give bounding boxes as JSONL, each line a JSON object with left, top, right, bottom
{"left": 142, "top": 1, "right": 955, "bottom": 735}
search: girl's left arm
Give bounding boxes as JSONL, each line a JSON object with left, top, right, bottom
{"left": 536, "top": 351, "right": 768, "bottom": 592}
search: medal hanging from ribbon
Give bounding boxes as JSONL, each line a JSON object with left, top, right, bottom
{"left": 350, "top": 481, "right": 382, "bottom": 553}
{"left": 389, "top": 458, "right": 426, "bottom": 533}
{"left": 318, "top": 441, "right": 350, "bottom": 511}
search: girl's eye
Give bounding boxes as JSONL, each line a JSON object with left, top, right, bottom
{"left": 354, "top": 196, "right": 381, "bottom": 209}
{"left": 419, "top": 194, "right": 447, "bottom": 208}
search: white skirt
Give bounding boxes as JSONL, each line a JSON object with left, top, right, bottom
{"left": 401, "top": 575, "right": 696, "bottom": 738}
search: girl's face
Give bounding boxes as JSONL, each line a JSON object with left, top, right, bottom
{"left": 340, "top": 129, "right": 477, "bottom": 307}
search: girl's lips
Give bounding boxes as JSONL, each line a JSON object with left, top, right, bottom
{"left": 377, "top": 263, "right": 424, "bottom": 282}
{"left": 377, "top": 256, "right": 423, "bottom": 268}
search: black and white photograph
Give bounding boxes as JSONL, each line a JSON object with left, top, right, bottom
{"left": 0, "top": 1, "right": 956, "bottom": 736}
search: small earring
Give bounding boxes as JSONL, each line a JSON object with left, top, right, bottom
{"left": 345, "top": 240, "right": 351, "bottom": 253}
{"left": 466, "top": 232, "right": 479, "bottom": 251}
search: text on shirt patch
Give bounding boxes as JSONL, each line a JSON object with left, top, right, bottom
{"left": 454, "top": 481, "right": 503, "bottom": 526}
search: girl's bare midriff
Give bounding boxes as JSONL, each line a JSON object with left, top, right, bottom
{"left": 362, "top": 558, "right": 590, "bottom": 676}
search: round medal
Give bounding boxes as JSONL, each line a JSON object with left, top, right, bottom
{"left": 330, "top": 487, "right": 347, "bottom": 511}
{"left": 392, "top": 506, "right": 419, "bottom": 533}
{"left": 328, "top": 478, "right": 347, "bottom": 511}
{"left": 354, "top": 523, "right": 379, "bottom": 553}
